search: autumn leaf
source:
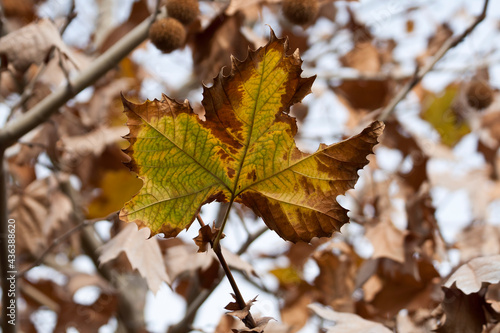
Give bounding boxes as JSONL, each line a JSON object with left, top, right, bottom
{"left": 309, "top": 303, "right": 392, "bottom": 333}
{"left": 87, "top": 168, "right": 142, "bottom": 219}
{"left": 193, "top": 224, "right": 224, "bottom": 252}
{"left": 98, "top": 223, "right": 170, "bottom": 293}
{"left": 421, "top": 84, "right": 470, "bottom": 147}
{"left": 444, "top": 255, "right": 500, "bottom": 294}
{"left": 120, "top": 30, "right": 384, "bottom": 243}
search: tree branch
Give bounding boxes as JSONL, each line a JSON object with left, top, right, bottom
{"left": 0, "top": 13, "right": 154, "bottom": 149}
{"left": 378, "top": 0, "right": 490, "bottom": 121}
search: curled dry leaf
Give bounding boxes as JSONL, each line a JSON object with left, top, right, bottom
{"left": 191, "top": 12, "right": 254, "bottom": 82}
{"left": 120, "top": 30, "right": 384, "bottom": 243}
{"left": 193, "top": 224, "right": 224, "bottom": 252}
{"left": 231, "top": 316, "right": 274, "bottom": 333}
{"left": 340, "top": 41, "right": 381, "bottom": 73}
{"left": 365, "top": 219, "right": 408, "bottom": 263}
{"left": 8, "top": 176, "right": 73, "bottom": 256}
{"left": 0, "top": 18, "right": 79, "bottom": 72}
{"left": 225, "top": 295, "right": 258, "bottom": 319}
{"left": 454, "top": 225, "right": 500, "bottom": 262}
{"left": 58, "top": 126, "right": 129, "bottom": 163}
{"left": 308, "top": 303, "right": 392, "bottom": 333}
{"left": 226, "top": 295, "right": 274, "bottom": 332}
{"left": 435, "top": 286, "right": 489, "bottom": 333}
{"left": 444, "top": 255, "right": 500, "bottom": 294}
{"left": 164, "top": 243, "right": 214, "bottom": 282}
{"left": 98, "top": 223, "right": 170, "bottom": 293}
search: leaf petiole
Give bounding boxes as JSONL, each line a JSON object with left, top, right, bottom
{"left": 213, "top": 197, "right": 234, "bottom": 251}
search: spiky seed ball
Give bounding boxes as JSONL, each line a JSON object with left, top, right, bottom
{"left": 282, "top": 0, "right": 319, "bottom": 26}
{"left": 466, "top": 79, "right": 494, "bottom": 110}
{"left": 149, "top": 17, "right": 186, "bottom": 53}
{"left": 166, "top": 0, "right": 199, "bottom": 25}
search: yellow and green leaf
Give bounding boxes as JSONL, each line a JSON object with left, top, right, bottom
{"left": 120, "top": 31, "right": 384, "bottom": 243}
{"left": 421, "top": 84, "right": 470, "bottom": 147}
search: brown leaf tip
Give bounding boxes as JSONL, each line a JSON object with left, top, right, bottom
{"left": 193, "top": 224, "right": 224, "bottom": 252}
{"left": 225, "top": 295, "right": 258, "bottom": 320}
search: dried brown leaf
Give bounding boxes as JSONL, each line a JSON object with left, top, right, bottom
{"left": 8, "top": 177, "right": 72, "bottom": 256}
{"left": 313, "top": 247, "right": 356, "bottom": 312}
{"left": 309, "top": 303, "right": 392, "bottom": 333}
{"left": 99, "top": 223, "right": 170, "bottom": 293}
{"left": 193, "top": 224, "right": 222, "bottom": 253}
{"left": 366, "top": 219, "right": 408, "bottom": 263}
{"left": 444, "top": 255, "right": 500, "bottom": 294}
{"left": 455, "top": 225, "right": 500, "bottom": 262}
{"left": 340, "top": 42, "right": 381, "bottom": 73}
{"left": 190, "top": 12, "right": 254, "bottom": 82}
{"left": 58, "top": 126, "right": 129, "bottom": 164}
{"left": 0, "top": 19, "right": 78, "bottom": 72}
{"left": 164, "top": 243, "right": 214, "bottom": 282}
{"left": 226, "top": 295, "right": 258, "bottom": 320}
{"left": 435, "top": 286, "right": 487, "bottom": 333}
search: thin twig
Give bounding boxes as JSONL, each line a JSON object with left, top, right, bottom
{"left": 378, "top": 0, "right": 490, "bottom": 122}
{"left": 59, "top": 0, "right": 76, "bottom": 35}
{"left": 213, "top": 245, "right": 257, "bottom": 329}
{"left": 173, "top": 214, "right": 268, "bottom": 333}
{"left": 213, "top": 199, "right": 234, "bottom": 250}
{"left": 197, "top": 213, "right": 257, "bottom": 329}
{"left": 16, "top": 212, "right": 118, "bottom": 278}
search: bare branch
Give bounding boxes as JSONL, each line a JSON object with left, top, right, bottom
{"left": 0, "top": 13, "right": 154, "bottom": 149}
{"left": 378, "top": 0, "right": 490, "bottom": 122}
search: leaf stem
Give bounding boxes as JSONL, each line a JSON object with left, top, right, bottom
{"left": 196, "top": 213, "right": 257, "bottom": 329}
{"left": 213, "top": 198, "right": 234, "bottom": 250}
{"left": 212, "top": 244, "right": 257, "bottom": 329}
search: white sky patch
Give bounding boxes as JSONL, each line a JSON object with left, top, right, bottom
{"left": 376, "top": 147, "right": 404, "bottom": 172}
{"left": 133, "top": 44, "right": 194, "bottom": 95}
{"left": 487, "top": 201, "right": 500, "bottom": 225}
{"left": 145, "top": 286, "right": 186, "bottom": 332}
{"left": 31, "top": 309, "right": 57, "bottom": 333}
{"left": 72, "top": 255, "right": 97, "bottom": 274}
{"left": 62, "top": 0, "right": 99, "bottom": 49}
{"left": 94, "top": 220, "right": 113, "bottom": 242}
{"left": 431, "top": 187, "right": 472, "bottom": 242}
{"left": 73, "top": 286, "right": 101, "bottom": 305}
{"left": 25, "top": 265, "right": 67, "bottom": 285}
{"left": 35, "top": 152, "right": 54, "bottom": 179}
